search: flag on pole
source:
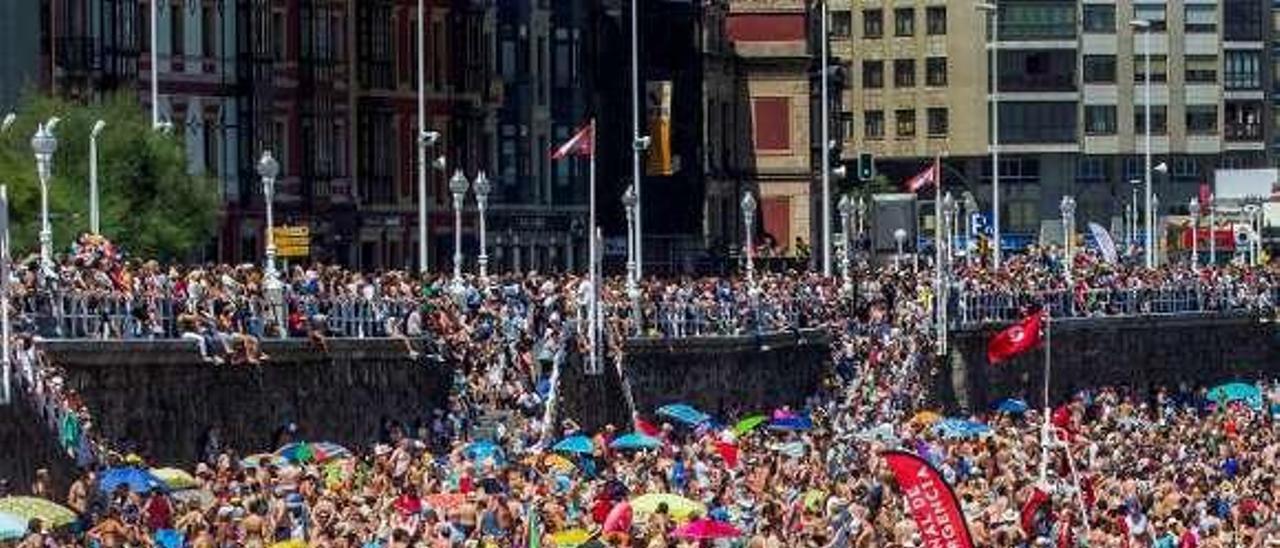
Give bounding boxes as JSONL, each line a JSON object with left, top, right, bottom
{"left": 987, "top": 312, "right": 1044, "bottom": 365}
{"left": 905, "top": 158, "right": 940, "bottom": 193}
{"left": 551, "top": 121, "right": 595, "bottom": 160}
{"left": 528, "top": 507, "right": 543, "bottom": 548}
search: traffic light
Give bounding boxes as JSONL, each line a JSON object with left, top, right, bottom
{"left": 857, "top": 153, "right": 875, "bottom": 182}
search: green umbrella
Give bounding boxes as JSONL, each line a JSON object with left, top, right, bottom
{"left": 733, "top": 415, "right": 768, "bottom": 436}
{"left": 0, "top": 497, "right": 77, "bottom": 528}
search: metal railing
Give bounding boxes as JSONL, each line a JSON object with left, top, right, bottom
{"left": 949, "top": 284, "right": 1279, "bottom": 327}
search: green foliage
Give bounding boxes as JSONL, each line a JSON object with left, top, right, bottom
{"left": 0, "top": 92, "right": 217, "bottom": 261}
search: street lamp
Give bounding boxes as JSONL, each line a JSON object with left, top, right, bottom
{"left": 977, "top": 1, "right": 1001, "bottom": 270}
{"left": 1189, "top": 196, "right": 1201, "bottom": 269}
{"left": 893, "top": 228, "right": 907, "bottom": 268}
{"left": 1, "top": 113, "right": 14, "bottom": 133}
{"left": 89, "top": 120, "right": 106, "bottom": 235}
{"left": 838, "top": 194, "right": 854, "bottom": 294}
{"left": 30, "top": 120, "right": 59, "bottom": 285}
{"left": 473, "top": 170, "right": 491, "bottom": 281}
{"left": 741, "top": 192, "right": 758, "bottom": 288}
{"left": 417, "top": 131, "right": 440, "bottom": 274}
{"left": 942, "top": 192, "right": 957, "bottom": 270}
{"left": 448, "top": 169, "right": 470, "bottom": 289}
{"left": 1152, "top": 163, "right": 1167, "bottom": 266}
{"left": 1131, "top": 18, "right": 1155, "bottom": 268}
{"left": 856, "top": 196, "right": 866, "bottom": 260}
{"left": 819, "top": 0, "right": 834, "bottom": 277}
{"left": 1128, "top": 178, "right": 1141, "bottom": 250}
{"left": 257, "top": 151, "right": 284, "bottom": 337}
{"left": 622, "top": 185, "right": 641, "bottom": 333}
{"left": 1208, "top": 193, "right": 1216, "bottom": 265}
{"left": 1244, "top": 203, "right": 1261, "bottom": 265}
{"left": 962, "top": 191, "right": 978, "bottom": 267}
{"left": 1059, "top": 195, "right": 1076, "bottom": 283}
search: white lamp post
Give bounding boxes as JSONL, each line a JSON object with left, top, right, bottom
{"left": 473, "top": 170, "right": 491, "bottom": 281}
{"left": 742, "top": 191, "right": 758, "bottom": 291}
{"left": 977, "top": 2, "right": 1001, "bottom": 270}
{"left": 1208, "top": 193, "right": 1216, "bottom": 265}
{"left": 89, "top": 120, "right": 106, "bottom": 235}
{"left": 1244, "top": 203, "right": 1261, "bottom": 265}
{"left": 417, "top": 131, "right": 439, "bottom": 274}
{"left": 893, "top": 228, "right": 907, "bottom": 268}
{"left": 838, "top": 194, "right": 854, "bottom": 294}
{"left": 31, "top": 119, "right": 60, "bottom": 284}
{"left": 448, "top": 170, "right": 469, "bottom": 289}
{"left": 856, "top": 196, "right": 866, "bottom": 260}
{"left": 150, "top": 0, "right": 159, "bottom": 129}
{"left": 962, "top": 191, "right": 978, "bottom": 267}
{"left": 1, "top": 114, "right": 14, "bottom": 133}
{"left": 622, "top": 185, "right": 641, "bottom": 332}
{"left": 1060, "top": 195, "right": 1076, "bottom": 284}
{"left": 257, "top": 151, "right": 284, "bottom": 337}
{"left": 819, "top": 0, "right": 833, "bottom": 277}
{"left": 1131, "top": 18, "right": 1155, "bottom": 268}
{"left": 1152, "top": 192, "right": 1161, "bottom": 264}
{"left": 1189, "top": 197, "right": 1201, "bottom": 269}
{"left": 1128, "top": 178, "right": 1141, "bottom": 250}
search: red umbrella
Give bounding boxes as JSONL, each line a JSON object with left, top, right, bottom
{"left": 603, "top": 501, "right": 633, "bottom": 534}
{"left": 672, "top": 519, "right": 742, "bottom": 540}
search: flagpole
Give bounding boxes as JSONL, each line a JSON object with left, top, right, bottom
{"left": 588, "top": 120, "right": 598, "bottom": 374}
{"left": 1038, "top": 311, "right": 1052, "bottom": 484}
{"left": 935, "top": 156, "right": 945, "bottom": 356}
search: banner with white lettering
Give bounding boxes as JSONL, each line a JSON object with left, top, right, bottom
{"left": 1087, "top": 222, "right": 1118, "bottom": 265}
{"left": 882, "top": 450, "right": 975, "bottom": 548}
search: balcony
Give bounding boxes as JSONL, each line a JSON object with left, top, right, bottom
{"left": 1225, "top": 123, "right": 1263, "bottom": 141}
{"left": 999, "top": 21, "right": 1077, "bottom": 40}
{"left": 998, "top": 73, "right": 1076, "bottom": 92}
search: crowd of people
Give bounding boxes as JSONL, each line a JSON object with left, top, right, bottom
{"left": 7, "top": 240, "right": 1280, "bottom": 546}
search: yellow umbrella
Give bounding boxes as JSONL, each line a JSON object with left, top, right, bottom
{"left": 269, "top": 540, "right": 307, "bottom": 548}
{"left": 523, "top": 453, "right": 577, "bottom": 473}
{"left": 630, "top": 493, "right": 706, "bottom": 521}
{"left": 0, "top": 497, "right": 77, "bottom": 528}
{"left": 550, "top": 528, "right": 593, "bottom": 546}
{"left": 910, "top": 410, "right": 942, "bottom": 426}
{"left": 150, "top": 467, "right": 199, "bottom": 491}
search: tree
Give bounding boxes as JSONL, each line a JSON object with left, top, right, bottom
{"left": 0, "top": 92, "right": 217, "bottom": 261}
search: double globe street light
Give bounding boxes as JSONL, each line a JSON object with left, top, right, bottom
{"left": 448, "top": 169, "right": 492, "bottom": 290}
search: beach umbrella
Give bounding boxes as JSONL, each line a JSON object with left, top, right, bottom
{"left": 994, "top": 398, "right": 1029, "bottom": 414}
{"left": 933, "top": 418, "right": 992, "bottom": 439}
{"left": 241, "top": 453, "right": 290, "bottom": 469}
{"left": 169, "top": 489, "right": 215, "bottom": 508}
{"left": 609, "top": 432, "right": 662, "bottom": 451}
{"left": 100, "top": 467, "right": 167, "bottom": 494}
{"left": 772, "top": 441, "right": 808, "bottom": 458}
{"left": 1208, "top": 382, "right": 1263, "bottom": 410}
{"left": 553, "top": 435, "right": 595, "bottom": 455}
{"left": 150, "top": 467, "right": 200, "bottom": 491}
{"left": 732, "top": 415, "right": 768, "bottom": 436}
{"left": 0, "top": 497, "right": 76, "bottom": 528}
{"left": 603, "top": 501, "right": 633, "bottom": 534}
{"left": 550, "top": 528, "right": 593, "bottom": 546}
{"left": 769, "top": 415, "right": 813, "bottom": 431}
{"left": 854, "top": 424, "right": 899, "bottom": 444}
{"left": 464, "top": 440, "right": 504, "bottom": 462}
{"left": 424, "top": 493, "right": 467, "bottom": 511}
{"left": 270, "top": 540, "right": 307, "bottom": 548}
{"left": 276, "top": 442, "right": 351, "bottom": 464}
{"left": 154, "top": 529, "right": 184, "bottom": 548}
{"left": 0, "top": 511, "right": 26, "bottom": 541}
{"left": 910, "top": 410, "right": 943, "bottom": 426}
{"left": 672, "top": 518, "right": 742, "bottom": 540}
{"left": 657, "top": 403, "right": 711, "bottom": 426}
{"left": 630, "top": 493, "right": 706, "bottom": 521}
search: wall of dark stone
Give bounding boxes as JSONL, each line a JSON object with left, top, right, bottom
{"left": 38, "top": 339, "right": 452, "bottom": 466}
{"left": 0, "top": 389, "right": 79, "bottom": 496}
{"left": 942, "top": 314, "right": 1279, "bottom": 413}
{"left": 623, "top": 329, "right": 831, "bottom": 420}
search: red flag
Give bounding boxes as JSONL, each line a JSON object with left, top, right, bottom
{"left": 714, "top": 441, "right": 739, "bottom": 468}
{"left": 1021, "top": 486, "right": 1050, "bottom": 536}
{"left": 987, "top": 312, "right": 1043, "bottom": 365}
{"left": 881, "top": 451, "right": 975, "bottom": 548}
{"left": 904, "top": 158, "right": 940, "bottom": 193}
{"left": 634, "top": 417, "right": 660, "bottom": 437}
{"left": 551, "top": 121, "right": 594, "bottom": 160}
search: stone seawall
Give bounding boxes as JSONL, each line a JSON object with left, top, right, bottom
{"left": 943, "top": 314, "right": 1279, "bottom": 412}
{"left": 38, "top": 339, "right": 452, "bottom": 466}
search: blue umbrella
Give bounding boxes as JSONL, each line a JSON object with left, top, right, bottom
{"left": 933, "top": 418, "right": 992, "bottom": 440}
{"left": 553, "top": 435, "right": 595, "bottom": 455}
{"left": 994, "top": 398, "right": 1029, "bottom": 414}
{"left": 464, "top": 440, "right": 504, "bottom": 463}
{"left": 1208, "top": 382, "right": 1263, "bottom": 410}
{"left": 100, "top": 467, "right": 167, "bottom": 494}
{"left": 0, "top": 511, "right": 26, "bottom": 541}
{"left": 657, "top": 403, "right": 711, "bottom": 426}
{"left": 154, "top": 529, "right": 184, "bottom": 548}
{"left": 768, "top": 415, "right": 813, "bottom": 431}
{"left": 610, "top": 432, "right": 662, "bottom": 450}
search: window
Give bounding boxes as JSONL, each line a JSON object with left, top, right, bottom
{"left": 865, "top": 110, "right": 884, "bottom": 139}
{"left": 1133, "top": 4, "right": 1167, "bottom": 31}
{"left": 1134, "top": 105, "right": 1169, "bottom": 135}
{"left": 1133, "top": 55, "right": 1167, "bottom": 83}
{"left": 831, "top": 10, "right": 852, "bottom": 38}
{"left": 998, "top": 102, "right": 1077, "bottom": 143}
{"left": 894, "top": 8, "right": 914, "bottom": 36}
{"left": 1083, "top": 55, "right": 1116, "bottom": 83}
{"left": 1001, "top": 3, "right": 1077, "bottom": 39}
{"left": 272, "top": 12, "right": 285, "bottom": 61}
{"left": 753, "top": 98, "right": 791, "bottom": 151}
{"left": 863, "top": 60, "right": 883, "bottom": 88}
{"left": 1186, "top": 105, "right": 1218, "bottom": 134}
{"left": 171, "top": 1, "right": 184, "bottom": 56}
{"left": 1172, "top": 157, "right": 1200, "bottom": 180}
{"left": 1185, "top": 4, "right": 1218, "bottom": 33}
{"left": 202, "top": 5, "right": 216, "bottom": 57}
{"left": 1225, "top": 51, "right": 1261, "bottom": 89}
{"left": 926, "top": 7, "right": 946, "bottom": 35}
{"left": 1185, "top": 55, "right": 1218, "bottom": 83}
{"left": 1084, "top": 105, "right": 1117, "bottom": 135}
{"left": 1225, "top": 0, "right": 1263, "bottom": 40}
{"left": 1077, "top": 157, "right": 1107, "bottom": 182}
{"left": 895, "top": 109, "right": 916, "bottom": 138}
{"left": 894, "top": 59, "right": 915, "bottom": 87}
{"left": 926, "top": 57, "right": 947, "bottom": 86}
{"left": 926, "top": 108, "right": 948, "bottom": 136}
{"left": 863, "top": 9, "right": 883, "bottom": 38}
{"left": 1082, "top": 4, "right": 1115, "bottom": 33}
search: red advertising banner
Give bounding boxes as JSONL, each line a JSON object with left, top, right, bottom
{"left": 1178, "top": 226, "right": 1236, "bottom": 251}
{"left": 882, "top": 450, "right": 975, "bottom": 548}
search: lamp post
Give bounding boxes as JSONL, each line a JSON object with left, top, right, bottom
{"left": 89, "top": 120, "right": 105, "bottom": 235}
{"left": 473, "top": 171, "right": 491, "bottom": 281}
{"left": 942, "top": 192, "right": 956, "bottom": 271}
{"left": 257, "top": 151, "right": 284, "bottom": 337}
{"left": 838, "top": 194, "right": 854, "bottom": 294}
{"left": 630, "top": 0, "right": 648, "bottom": 281}
{"left": 1128, "top": 178, "right": 1141, "bottom": 250}
{"left": 1208, "top": 193, "right": 1216, "bottom": 265}
{"left": 819, "top": 0, "right": 833, "bottom": 277}
{"left": 856, "top": 196, "right": 866, "bottom": 262}
{"left": 1244, "top": 203, "right": 1261, "bottom": 266}
{"left": 1152, "top": 192, "right": 1161, "bottom": 265}
{"left": 150, "top": 0, "right": 159, "bottom": 129}
{"left": 977, "top": 2, "right": 1001, "bottom": 270}
{"left": 31, "top": 120, "right": 59, "bottom": 285}
{"left": 417, "top": 131, "right": 439, "bottom": 274}
{"left": 894, "top": 228, "right": 907, "bottom": 268}
{"left": 1130, "top": 18, "right": 1155, "bottom": 268}
{"left": 448, "top": 170, "right": 470, "bottom": 290}
{"left": 622, "top": 185, "right": 641, "bottom": 333}
{"left": 962, "top": 191, "right": 977, "bottom": 267}
{"left": 742, "top": 192, "right": 758, "bottom": 291}
{"left": 1189, "top": 196, "right": 1201, "bottom": 269}
{"left": 1060, "top": 195, "right": 1076, "bottom": 284}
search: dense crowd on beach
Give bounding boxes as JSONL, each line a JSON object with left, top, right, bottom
{"left": 7, "top": 239, "right": 1280, "bottom": 547}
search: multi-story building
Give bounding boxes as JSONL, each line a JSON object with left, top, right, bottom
{"left": 836, "top": 0, "right": 1274, "bottom": 245}
{"left": 0, "top": 2, "right": 41, "bottom": 111}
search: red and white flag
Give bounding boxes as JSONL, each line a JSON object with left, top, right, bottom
{"left": 904, "top": 158, "right": 940, "bottom": 193}
{"left": 987, "top": 312, "right": 1043, "bottom": 365}
{"left": 551, "top": 120, "right": 595, "bottom": 160}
